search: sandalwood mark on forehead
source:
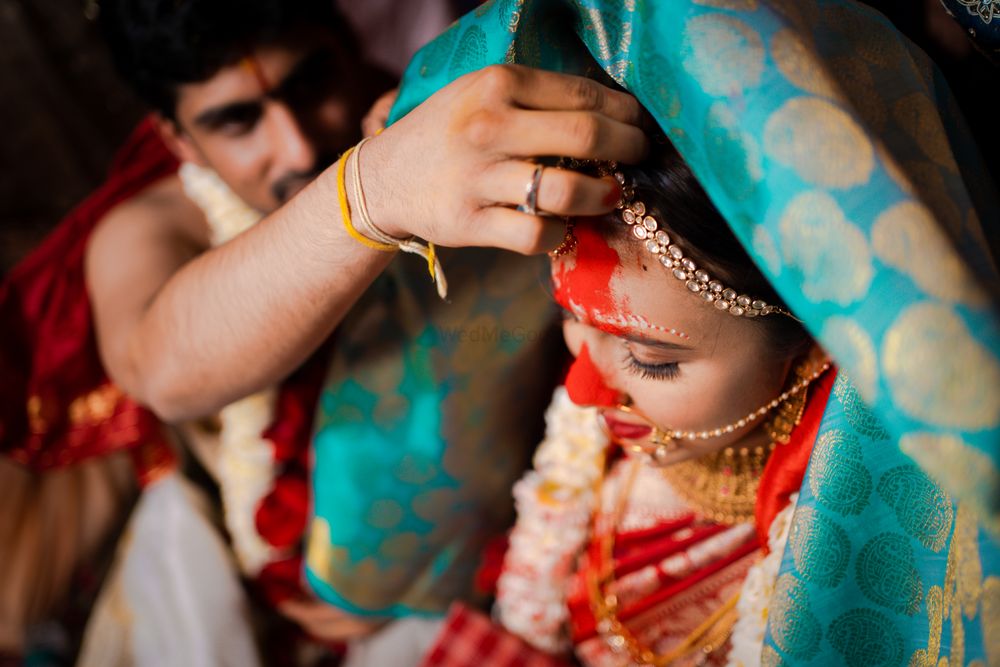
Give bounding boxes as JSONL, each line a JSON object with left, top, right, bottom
{"left": 633, "top": 314, "right": 690, "bottom": 340}
{"left": 240, "top": 55, "right": 272, "bottom": 94}
{"left": 564, "top": 300, "right": 691, "bottom": 341}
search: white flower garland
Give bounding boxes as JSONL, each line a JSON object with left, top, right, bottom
{"left": 495, "top": 386, "right": 607, "bottom": 653}
{"left": 179, "top": 163, "right": 263, "bottom": 246}
{"left": 178, "top": 163, "right": 280, "bottom": 576}
{"left": 496, "top": 385, "right": 797, "bottom": 665}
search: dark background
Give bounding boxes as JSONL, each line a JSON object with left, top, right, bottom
{"left": 0, "top": 0, "right": 143, "bottom": 271}
{"left": 0, "top": 0, "right": 996, "bottom": 274}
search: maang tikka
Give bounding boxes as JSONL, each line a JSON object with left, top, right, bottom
{"left": 556, "top": 158, "right": 796, "bottom": 321}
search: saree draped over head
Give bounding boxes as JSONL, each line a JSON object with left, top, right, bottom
{"left": 391, "top": 1, "right": 1000, "bottom": 664}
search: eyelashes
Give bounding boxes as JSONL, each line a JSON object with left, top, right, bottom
{"left": 622, "top": 350, "right": 681, "bottom": 381}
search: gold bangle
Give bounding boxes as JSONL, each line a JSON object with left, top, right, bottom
{"left": 337, "top": 146, "right": 396, "bottom": 252}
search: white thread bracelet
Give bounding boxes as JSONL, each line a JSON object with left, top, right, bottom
{"left": 351, "top": 137, "right": 448, "bottom": 299}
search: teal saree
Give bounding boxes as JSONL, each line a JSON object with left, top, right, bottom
{"left": 390, "top": 0, "right": 1000, "bottom": 663}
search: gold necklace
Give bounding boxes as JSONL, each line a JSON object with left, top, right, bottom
{"left": 658, "top": 359, "right": 825, "bottom": 525}
{"left": 764, "top": 358, "right": 815, "bottom": 444}
{"left": 587, "top": 461, "right": 740, "bottom": 666}
{"left": 659, "top": 442, "right": 773, "bottom": 525}
{"left": 585, "top": 360, "right": 829, "bottom": 662}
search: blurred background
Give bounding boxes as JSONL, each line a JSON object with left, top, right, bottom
{"left": 0, "top": 0, "right": 996, "bottom": 274}
{"left": 0, "top": 0, "right": 480, "bottom": 271}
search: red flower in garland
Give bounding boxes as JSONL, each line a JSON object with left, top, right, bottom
{"left": 257, "top": 555, "right": 305, "bottom": 606}
{"left": 256, "top": 472, "right": 309, "bottom": 550}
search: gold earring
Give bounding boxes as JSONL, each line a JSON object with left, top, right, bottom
{"left": 764, "top": 359, "right": 813, "bottom": 444}
{"left": 548, "top": 220, "right": 578, "bottom": 258}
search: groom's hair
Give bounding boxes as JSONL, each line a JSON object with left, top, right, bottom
{"left": 99, "top": 0, "right": 359, "bottom": 119}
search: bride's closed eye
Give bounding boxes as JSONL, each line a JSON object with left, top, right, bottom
{"left": 622, "top": 347, "right": 681, "bottom": 381}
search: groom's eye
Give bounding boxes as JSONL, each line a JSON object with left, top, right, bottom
{"left": 199, "top": 103, "right": 263, "bottom": 136}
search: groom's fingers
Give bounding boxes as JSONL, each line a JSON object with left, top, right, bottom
{"left": 477, "top": 65, "right": 644, "bottom": 128}
{"left": 469, "top": 206, "right": 569, "bottom": 255}
{"left": 483, "top": 109, "right": 648, "bottom": 164}
{"left": 482, "top": 161, "right": 623, "bottom": 217}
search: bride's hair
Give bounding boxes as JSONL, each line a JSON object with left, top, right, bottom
{"left": 610, "top": 141, "right": 812, "bottom": 357}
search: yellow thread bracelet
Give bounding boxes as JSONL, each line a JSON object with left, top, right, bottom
{"left": 426, "top": 242, "right": 437, "bottom": 280}
{"left": 337, "top": 146, "right": 396, "bottom": 252}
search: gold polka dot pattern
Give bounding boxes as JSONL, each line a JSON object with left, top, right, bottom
{"left": 771, "top": 28, "right": 839, "bottom": 99}
{"left": 682, "top": 14, "right": 764, "bottom": 96}
{"left": 821, "top": 317, "right": 878, "bottom": 401}
{"left": 764, "top": 97, "right": 874, "bottom": 189}
{"left": 778, "top": 191, "right": 873, "bottom": 305}
{"left": 872, "top": 201, "right": 988, "bottom": 306}
{"left": 883, "top": 303, "right": 1000, "bottom": 430}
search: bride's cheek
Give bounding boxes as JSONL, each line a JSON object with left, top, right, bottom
{"left": 561, "top": 319, "right": 587, "bottom": 358}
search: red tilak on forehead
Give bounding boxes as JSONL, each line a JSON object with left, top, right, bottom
{"left": 565, "top": 343, "right": 620, "bottom": 408}
{"left": 240, "top": 55, "right": 271, "bottom": 94}
{"left": 552, "top": 223, "right": 627, "bottom": 336}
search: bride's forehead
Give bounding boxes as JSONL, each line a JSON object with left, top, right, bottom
{"left": 551, "top": 224, "right": 713, "bottom": 341}
{"left": 550, "top": 224, "right": 625, "bottom": 304}
{"left": 551, "top": 222, "right": 670, "bottom": 293}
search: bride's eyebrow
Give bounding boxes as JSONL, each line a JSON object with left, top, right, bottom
{"left": 559, "top": 305, "right": 693, "bottom": 344}
{"left": 622, "top": 332, "right": 693, "bottom": 351}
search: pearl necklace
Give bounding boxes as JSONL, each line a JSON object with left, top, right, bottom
{"left": 625, "top": 361, "right": 831, "bottom": 466}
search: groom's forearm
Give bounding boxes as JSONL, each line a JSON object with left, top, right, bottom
{"left": 89, "top": 166, "right": 392, "bottom": 422}
{"left": 87, "top": 65, "right": 648, "bottom": 422}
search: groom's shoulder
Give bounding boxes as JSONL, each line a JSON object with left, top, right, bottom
{"left": 90, "top": 173, "right": 211, "bottom": 260}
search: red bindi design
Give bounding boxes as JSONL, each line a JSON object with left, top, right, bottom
{"left": 552, "top": 222, "right": 690, "bottom": 341}
{"left": 553, "top": 223, "right": 626, "bottom": 336}
{"left": 565, "top": 343, "right": 620, "bottom": 408}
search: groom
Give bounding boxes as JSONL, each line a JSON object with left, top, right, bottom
{"left": 0, "top": 0, "right": 648, "bottom": 658}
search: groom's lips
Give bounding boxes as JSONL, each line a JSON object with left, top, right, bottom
{"left": 602, "top": 414, "right": 652, "bottom": 440}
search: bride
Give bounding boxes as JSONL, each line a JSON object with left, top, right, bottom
{"left": 384, "top": 0, "right": 998, "bottom": 664}
{"left": 495, "top": 146, "right": 834, "bottom": 666}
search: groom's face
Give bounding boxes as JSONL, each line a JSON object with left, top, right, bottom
{"left": 163, "top": 28, "right": 367, "bottom": 213}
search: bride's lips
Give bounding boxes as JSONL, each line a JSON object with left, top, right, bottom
{"left": 602, "top": 413, "right": 652, "bottom": 440}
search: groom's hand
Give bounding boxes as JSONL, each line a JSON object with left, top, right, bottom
{"left": 360, "top": 65, "right": 649, "bottom": 254}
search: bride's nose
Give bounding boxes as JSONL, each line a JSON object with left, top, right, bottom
{"left": 564, "top": 342, "right": 626, "bottom": 408}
